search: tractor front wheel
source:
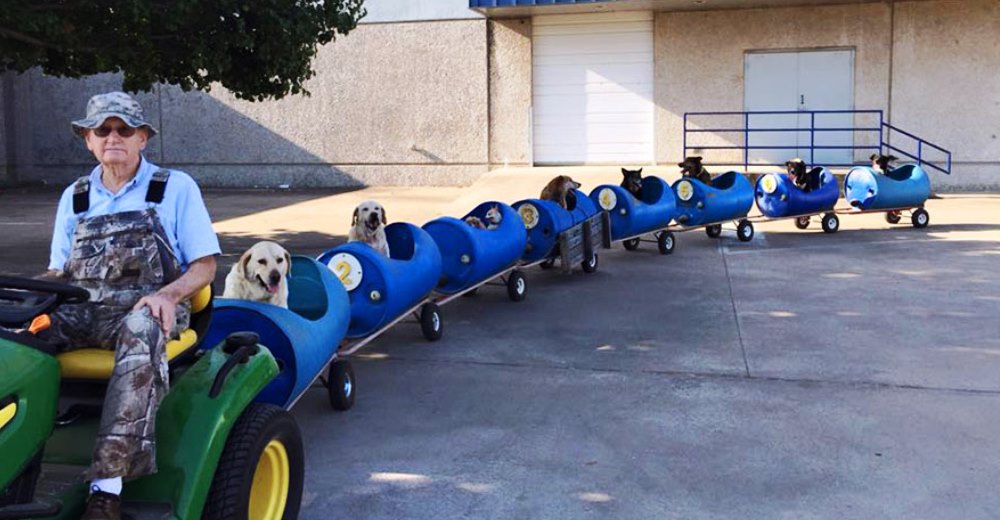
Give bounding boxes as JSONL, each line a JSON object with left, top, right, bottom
{"left": 203, "top": 403, "right": 304, "bottom": 520}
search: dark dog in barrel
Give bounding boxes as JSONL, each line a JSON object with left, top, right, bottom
{"left": 678, "top": 156, "right": 713, "bottom": 185}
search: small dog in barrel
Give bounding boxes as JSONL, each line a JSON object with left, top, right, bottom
{"left": 785, "top": 158, "right": 822, "bottom": 192}
{"left": 620, "top": 168, "right": 644, "bottom": 199}
{"left": 540, "top": 175, "right": 582, "bottom": 210}
{"left": 465, "top": 204, "right": 503, "bottom": 230}
{"left": 224, "top": 241, "right": 291, "bottom": 308}
{"left": 870, "top": 153, "right": 898, "bottom": 175}
{"left": 348, "top": 200, "right": 391, "bottom": 257}
{"left": 678, "top": 156, "right": 713, "bottom": 185}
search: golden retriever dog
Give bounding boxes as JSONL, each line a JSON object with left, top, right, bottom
{"left": 540, "top": 175, "right": 582, "bottom": 210}
{"left": 348, "top": 200, "right": 391, "bottom": 257}
{"left": 223, "top": 241, "right": 291, "bottom": 308}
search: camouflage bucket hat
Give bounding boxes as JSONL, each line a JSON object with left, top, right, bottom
{"left": 71, "top": 91, "right": 158, "bottom": 137}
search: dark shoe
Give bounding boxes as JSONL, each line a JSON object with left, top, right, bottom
{"left": 82, "top": 490, "right": 120, "bottom": 520}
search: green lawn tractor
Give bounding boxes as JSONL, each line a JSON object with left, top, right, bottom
{"left": 0, "top": 276, "right": 304, "bottom": 519}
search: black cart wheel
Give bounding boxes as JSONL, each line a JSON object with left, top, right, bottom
{"left": 705, "top": 224, "right": 723, "bottom": 238}
{"left": 420, "top": 302, "right": 443, "bottom": 341}
{"left": 327, "top": 360, "right": 355, "bottom": 411}
{"left": 506, "top": 271, "right": 527, "bottom": 302}
{"left": 622, "top": 238, "right": 641, "bottom": 251}
{"left": 581, "top": 253, "right": 598, "bottom": 273}
{"left": 203, "top": 403, "right": 304, "bottom": 520}
{"left": 736, "top": 220, "right": 754, "bottom": 242}
{"left": 794, "top": 216, "right": 810, "bottom": 229}
{"left": 539, "top": 258, "right": 556, "bottom": 270}
{"left": 656, "top": 231, "right": 675, "bottom": 255}
{"left": 821, "top": 213, "right": 840, "bottom": 234}
{"left": 911, "top": 208, "right": 929, "bottom": 228}
{"left": 885, "top": 211, "right": 902, "bottom": 224}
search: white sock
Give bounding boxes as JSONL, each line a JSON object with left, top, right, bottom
{"left": 90, "top": 477, "right": 122, "bottom": 496}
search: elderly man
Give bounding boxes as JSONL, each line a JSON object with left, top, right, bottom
{"left": 42, "top": 92, "right": 220, "bottom": 520}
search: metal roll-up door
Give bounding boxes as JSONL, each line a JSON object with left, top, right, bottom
{"left": 532, "top": 11, "right": 654, "bottom": 165}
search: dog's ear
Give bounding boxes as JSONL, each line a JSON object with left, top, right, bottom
{"left": 870, "top": 153, "right": 879, "bottom": 161}
{"left": 693, "top": 156, "right": 702, "bottom": 162}
{"left": 380, "top": 206, "right": 387, "bottom": 225}
{"left": 621, "top": 168, "right": 629, "bottom": 175}
{"left": 887, "top": 155, "right": 898, "bottom": 162}
{"left": 283, "top": 249, "right": 292, "bottom": 277}
{"left": 352, "top": 207, "right": 359, "bottom": 227}
{"left": 239, "top": 248, "right": 254, "bottom": 281}
{"left": 636, "top": 168, "right": 642, "bottom": 175}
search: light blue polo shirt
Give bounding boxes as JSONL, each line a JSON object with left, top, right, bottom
{"left": 49, "top": 156, "right": 221, "bottom": 271}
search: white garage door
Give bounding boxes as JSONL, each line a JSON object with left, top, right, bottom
{"left": 532, "top": 12, "right": 654, "bottom": 165}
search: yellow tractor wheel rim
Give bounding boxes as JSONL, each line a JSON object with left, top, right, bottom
{"left": 249, "top": 440, "right": 290, "bottom": 520}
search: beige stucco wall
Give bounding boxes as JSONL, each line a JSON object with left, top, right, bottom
{"left": 655, "top": 2, "right": 892, "bottom": 167}
{"left": 890, "top": 0, "right": 1000, "bottom": 190}
{"left": 488, "top": 18, "right": 533, "bottom": 168}
{"left": 10, "top": 19, "right": 491, "bottom": 188}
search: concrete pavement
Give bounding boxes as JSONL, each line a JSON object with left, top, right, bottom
{"left": 1, "top": 168, "right": 999, "bottom": 518}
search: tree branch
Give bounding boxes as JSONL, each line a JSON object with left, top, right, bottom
{"left": 0, "top": 27, "right": 52, "bottom": 49}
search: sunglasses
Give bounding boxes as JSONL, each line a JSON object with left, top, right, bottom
{"left": 93, "top": 125, "right": 138, "bottom": 138}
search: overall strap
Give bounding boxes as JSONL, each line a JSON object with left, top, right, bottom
{"left": 72, "top": 176, "right": 91, "bottom": 215}
{"left": 145, "top": 169, "right": 170, "bottom": 204}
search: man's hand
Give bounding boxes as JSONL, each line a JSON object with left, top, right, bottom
{"left": 133, "top": 293, "right": 177, "bottom": 336}
{"left": 133, "top": 255, "right": 216, "bottom": 337}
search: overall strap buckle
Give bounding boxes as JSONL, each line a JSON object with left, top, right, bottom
{"left": 72, "top": 176, "right": 91, "bottom": 215}
{"left": 145, "top": 169, "right": 170, "bottom": 205}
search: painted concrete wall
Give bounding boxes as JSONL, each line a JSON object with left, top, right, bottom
{"left": 655, "top": 2, "right": 892, "bottom": 168}
{"left": 10, "top": 19, "right": 490, "bottom": 188}
{"left": 890, "top": 0, "right": 1000, "bottom": 190}
{"left": 488, "top": 18, "right": 533, "bottom": 168}
{"left": 361, "top": 0, "right": 482, "bottom": 23}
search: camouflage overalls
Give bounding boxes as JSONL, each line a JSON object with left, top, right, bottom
{"left": 41, "top": 171, "right": 190, "bottom": 480}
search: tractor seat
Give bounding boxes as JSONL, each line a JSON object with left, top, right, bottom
{"left": 56, "top": 285, "right": 213, "bottom": 380}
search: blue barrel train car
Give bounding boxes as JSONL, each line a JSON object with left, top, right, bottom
{"left": 318, "top": 222, "right": 445, "bottom": 342}
{"left": 843, "top": 163, "right": 931, "bottom": 228}
{"left": 423, "top": 201, "right": 529, "bottom": 301}
{"left": 755, "top": 167, "right": 841, "bottom": 233}
{"left": 672, "top": 171, "right": 756, "bottom": 241}
{"left": 513, "top": 189, "right": 604, "bottom": 272}
{"left": 201, "top": 256, "right": 353, "bottom": 410}
{"left": 589, "top": 176, "right": 679, "bottom": 254}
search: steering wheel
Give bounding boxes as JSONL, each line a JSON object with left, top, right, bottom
{"left": 0, "top": 276, "right": 90, "bottom": 328}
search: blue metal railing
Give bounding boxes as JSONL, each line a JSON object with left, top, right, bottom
{"left": 683, "top": 109, "right": 951, "bottom": 174}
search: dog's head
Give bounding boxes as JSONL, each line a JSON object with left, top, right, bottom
{"left": 870, "top": 154, "right": 898, "bottom": 172}
{"left": 352, "top": 200, "right": 388, "bottom": 235}
{"left": 621, "top": 168, "right": 644, "bottom": 195}
{"left": 484, "top": 204, "right": 503, "bottom": 225}
{"left": 238, "top": 241, "right": 290, "bottom": 296}
{"left": 678, "top": 156, "right": 704, "bottom": 177}
{"left": 785, "top": 158, "right": 807, "bottom": 178}
{"left": 549, "top": 175, "right": 580, "bottom": 193}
